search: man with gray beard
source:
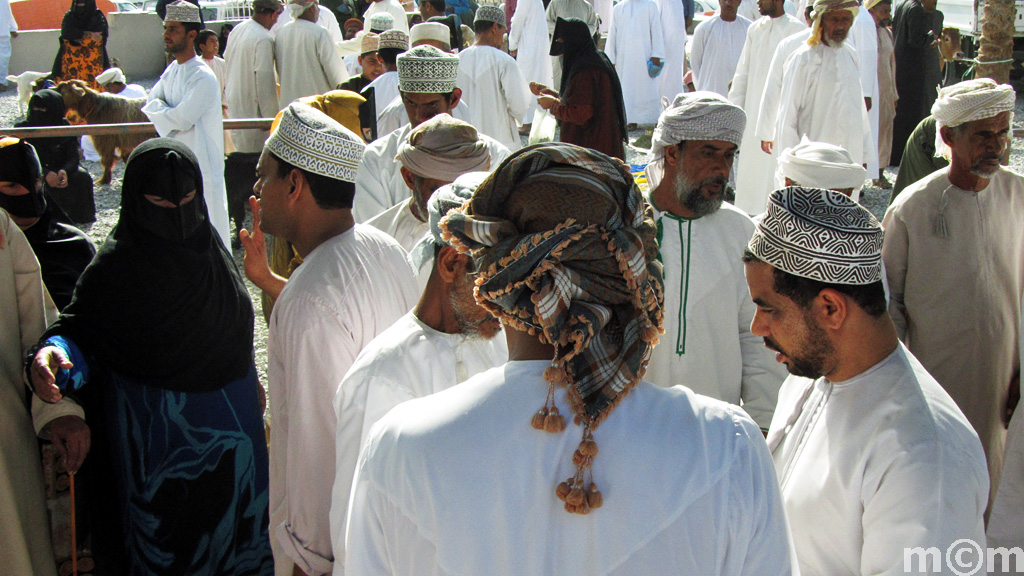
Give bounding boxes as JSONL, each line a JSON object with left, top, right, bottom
{"left": 643, "top": 92, "right": 788, "bottom": 432}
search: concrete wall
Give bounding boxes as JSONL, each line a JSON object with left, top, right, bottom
{"left": 9, "top": 13, "right": 229, "bottom": 80}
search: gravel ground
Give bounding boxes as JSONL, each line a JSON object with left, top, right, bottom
{"left": 3, "top": 79, "right": 1023, "bottom": 391}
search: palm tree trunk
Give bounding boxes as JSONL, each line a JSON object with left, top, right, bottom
{"left": 976, "top": 0, "right": 1016, "bottom": 82}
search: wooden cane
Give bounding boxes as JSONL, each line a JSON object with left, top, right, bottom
{"left": 69, "top": 471, "right": 78, "bottom": 576}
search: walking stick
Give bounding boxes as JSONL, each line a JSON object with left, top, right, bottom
{"left": 69, "top": 471, "right": 78, "bottom": 576}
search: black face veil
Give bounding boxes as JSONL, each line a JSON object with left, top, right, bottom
{"left": 0, "top": 137, "right": 46, "bottom": 218}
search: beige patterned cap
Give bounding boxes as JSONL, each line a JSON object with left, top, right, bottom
{"left": 378, "top": 29, "right": 410, "bottom": 50}
{"left": 164, "top": 0, "right": 202, "bottom": 22}
{"left": 360, "top": 31, "right": 379, "bottom": 54}
{"left": 475, "top": 5, "right": 505, "bottom": 25}
{"left": 265, "top": 103, "right": 365, "bottom": 183}
{"left": 398, "top": 45, "right": 460, "bottom": 93}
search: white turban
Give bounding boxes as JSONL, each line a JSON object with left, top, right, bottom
{"left": 644, "top": 92, "right": 746, "bottom": 190}
{"left": 96, "top": 67, "right": 126, "bottom": 85}
{"left": 776, "top": 139, "right": 868, "bottom": 191}
{"left": 931, "top": 78, "right": 1015, "bottom": 159}
{"left": 288, "top": 0, "right": 315, "bottom": 19}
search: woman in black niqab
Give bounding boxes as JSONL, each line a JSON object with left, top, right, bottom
{"left": 26, "top": 138, "right": 273, "bottom": 575}
{"left": 51, "top": 0, "right": 110, "bottom": 86}
{"left": 545, "top": 17, "right": 628, "bottom": 159}
{"left": 15, "top": 89, "right": 96, "bottom": 224}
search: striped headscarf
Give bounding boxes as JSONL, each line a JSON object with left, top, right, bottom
{"left": 441, "top": 143, "right": 665, "bottom": 513}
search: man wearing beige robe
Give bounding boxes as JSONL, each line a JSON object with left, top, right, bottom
{"left": 883, "top": 79, "right": 1023, "bottom": 514}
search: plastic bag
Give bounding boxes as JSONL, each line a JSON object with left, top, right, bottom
{"left": 529, "top": 107, "right": 558, "bottom": 145}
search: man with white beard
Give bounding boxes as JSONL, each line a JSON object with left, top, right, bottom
{"left": 728, "top": 0, "right": 804, "bottom": 214}
{"left": 643, "top": 91, "right": 787, "bottom": 432}
{"left": 771, "top": 0, "right": 872, "bottom": 183}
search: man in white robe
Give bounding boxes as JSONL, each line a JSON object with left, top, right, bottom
{"left": 655, "top": 0, "right": 687, "bottom": 105}
{"left": 360, "top": 29, "right": 407, "bottom": 130}
{"left": 728, "top": 0, "right": 804, "bottom": 214}
{"left": 225, "top": 0, "right": 283, "bottom": 153}
{"left": 771, "top": 0, "right": 872, "bottom": 186}
{"left": 345, "top": 142, "right": 797, "bottom": 576}
{"left": 354, "top": 45, "right": 510, "bottom": 222}
{"left": 0, "top": 209, "right": 58, "bottom": 576}
{"left": 752, "top": 12, "right": 811, "bottom": 180}
{"left": 275, "top": 0, "right": 349, "bottom": 110}
{"left": 643, "top": 92, "right": 787, "bottom": 430}
{"left": 456, "top": 6, "right": 531, "bottom": 151}
{"left": 509, "top": 0, "right": 553, "bottom": 126}
{"left": 257, "top": 104, "right": 418, "bottom": 576}
{"left": 988, "top": 291, "right": 1024, "bottom": 563}
{"left": 0, "top": 0, "right": 14, "bottom": 90}
{"left": 362, "top": 0, "right": 410, "bottom": 33}
{"left": 365, "top": 114, "right": 490, "bottom": 253}
{"left": 605, "top": 0, "right": 665, "bottom": 125}
{"left": 689, "top": 0, "right": 751, "bottom": 97}
{"left": 745, "top": 186, "right": 988, "bottom": 576}
{"left": 143, "top": 1, "right": 232, "bottom": 248}
{"left": 330, "top": 173, "right": 507, "bottom": 575}
{"left": 545, "top": 0, "right": 598, "bottom": 91}
{"left": 883, "top": 79, "right": 1023, "bottom": 514}
{"left": 273, "top": 0, "right": 345, "bottom": 46}
{"left": 846, "top": 0, "right": 879, "bottom": 179}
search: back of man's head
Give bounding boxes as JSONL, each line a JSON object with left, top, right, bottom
{"left": 439, "top": 143, "right": 665, "bottom": 515}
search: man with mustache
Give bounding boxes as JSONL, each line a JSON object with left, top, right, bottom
{"left": 743, "top": 186, "right": 987, "bottom": 574}
{"left": 643, "top": 92, "right": 787, "bottom": 433}
{"left": 883, "top": 78, "right": 1024, "bottom": 517}
{"left": 771, "top": 0, "right": 873, "bottom": 192}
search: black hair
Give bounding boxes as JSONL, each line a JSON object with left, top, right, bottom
{"left": 273, "top": 153, "right": 355, "bottom": 209}
{"left": 423, "top": 0, "right": 446, "bottom": 12}
{"left": 378, "top": 47, "right": 404, "bottom": 66}
{"left": 197, "top": 29, "right": 217, "bottom": 44}
{"left": 473, "top": 19, "right": 497, "bottom": 34}
{"left": 742, "top": 249, "right": 887, "bottom": 317}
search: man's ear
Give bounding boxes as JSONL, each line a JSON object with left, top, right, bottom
{"left": 400, "top": 166, "right": 417, "bottom": 192}
{"left": 665, "top": 142, "right": 683, "bottom": 166}
{"left": 939, "top": 125, "right": 956, "bottom": 148}
{"left": 435, "top": 245, "right": 463, "bottom": 283}
{"left": 287, "top": 168, "right": 305, "bottom": 206}
{"left": 815, "top": 288, "right": 849, "bottom": 332}
{"left": 448, "top": 88, "right": 463, "bottom": 110}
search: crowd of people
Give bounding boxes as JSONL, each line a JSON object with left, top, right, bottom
{"left": 1, "top": 0, "right": 1023, "bottom": 574}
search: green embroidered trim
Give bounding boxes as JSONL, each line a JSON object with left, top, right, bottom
{"left": 676, "top": 220, "right": 692, "bottom": 355}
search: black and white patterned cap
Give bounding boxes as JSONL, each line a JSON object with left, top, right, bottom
{"left": 369, "top": 12, "right": 395, "bottom": 31}
{"left": 397, "top": 45, "right": 460, "bottom": 94}
{"left": 747, "top": 187, "right": 884, "bottom": 285}
{"left": 265, "top": 103, "right": 365, "bottom": 183}
{"left": 475, "top": 5, "right": 505, "bottom": 25}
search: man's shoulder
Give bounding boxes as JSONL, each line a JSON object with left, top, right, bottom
{"left": 888, "top": 167, "right": 950, "bottom": 214}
